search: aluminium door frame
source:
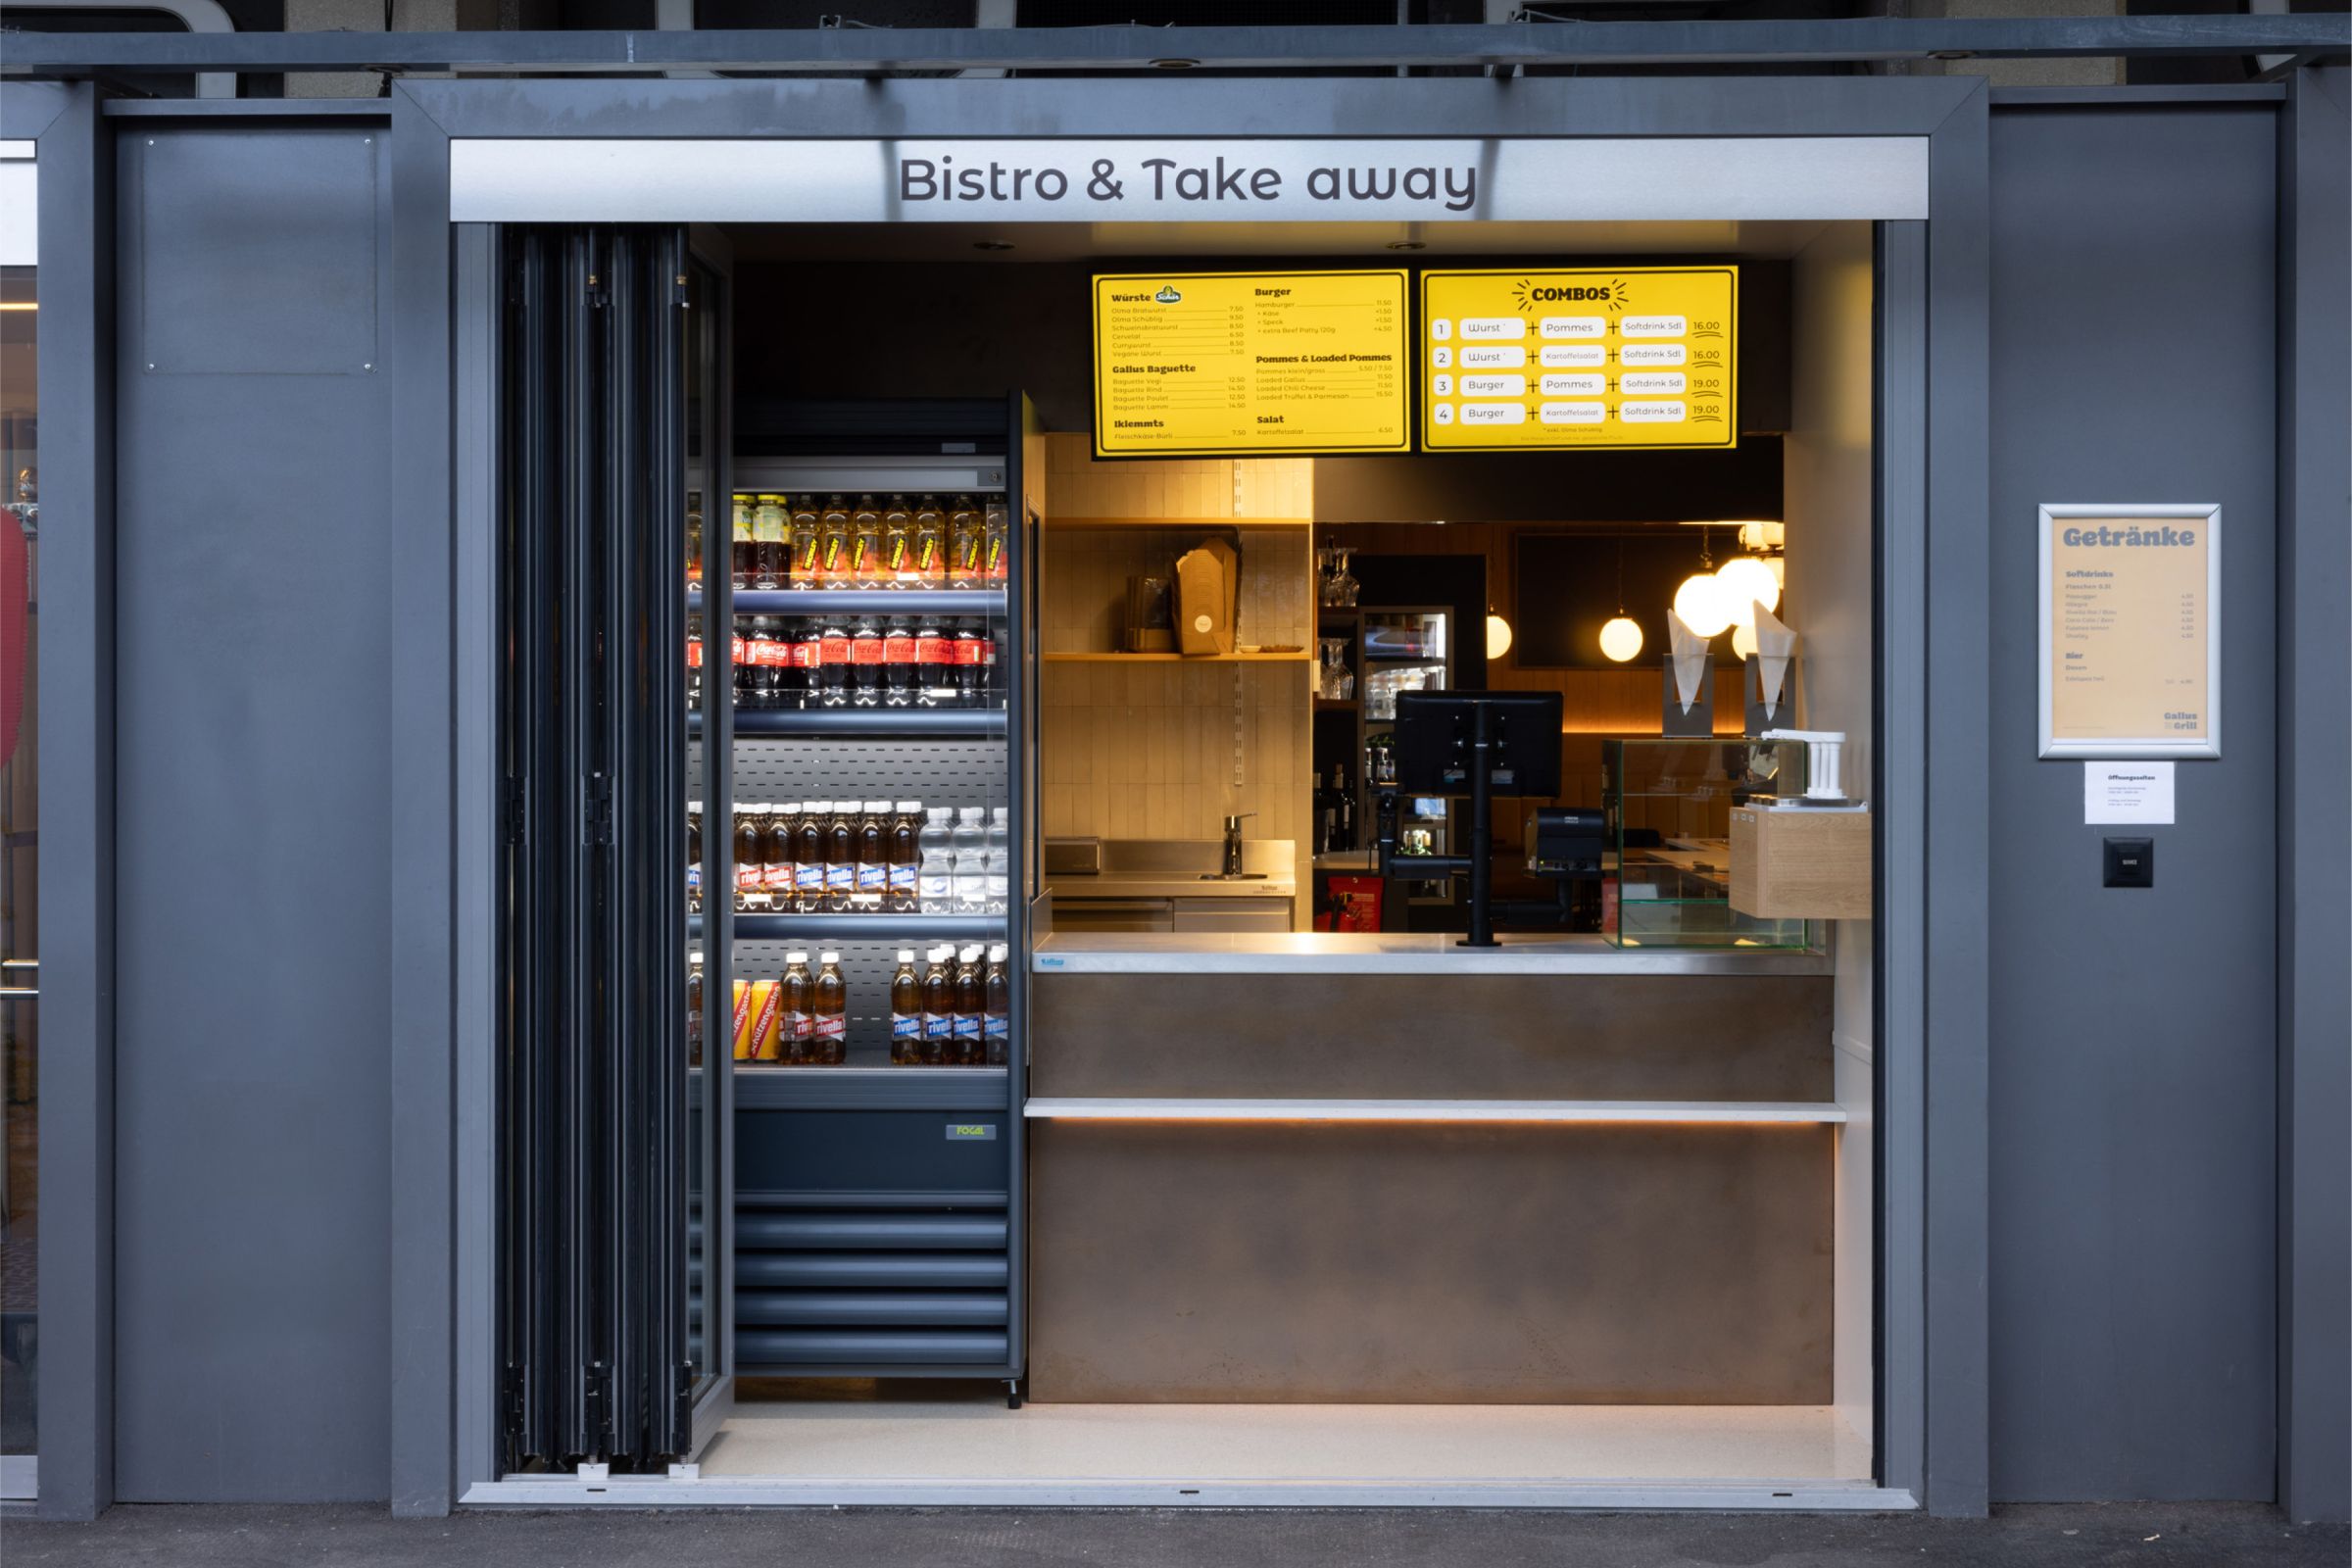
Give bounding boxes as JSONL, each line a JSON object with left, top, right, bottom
{"left": 391, "top": 70, "right": 1980, "bottom": 1517}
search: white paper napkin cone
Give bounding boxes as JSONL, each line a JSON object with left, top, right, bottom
{"left": 1668, "top": 612, "right": 1709, "bottom": 713}
{"left": 1754, "top": 604, "right": 1796, "bottom": 719}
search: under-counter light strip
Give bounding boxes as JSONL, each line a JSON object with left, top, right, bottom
{"left": 1023, "top": 1099, "right": 1845, "bottom": 1125}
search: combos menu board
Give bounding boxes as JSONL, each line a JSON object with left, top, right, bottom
{"left": 1418, "top": 267, "right": 1738, "bottom": 451}
{"left": 1092, "top": 270, "right": 1410, "bottom": 458}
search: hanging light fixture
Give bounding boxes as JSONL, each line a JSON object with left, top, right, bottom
{"left": 1731, "top": 620, "right": 1760, "bottom": 661}
{"left": 1486, "top": 610, "right": 1514, "bottom": 661}
{"left": 1598, "top": 537, "right": 1643, "bottom": 662}
{"left": 1673, "top": 526, "right": 1736, "bottom": 638}
{"left": 1713, "top": 554, "right": 1782, "bottom": 622}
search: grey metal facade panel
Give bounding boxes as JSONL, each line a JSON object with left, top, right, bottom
{"left": 109, "top": 125, "right": 395, "bottom": 1503}
{"left": 5, "top": 15, "right": 2347, "bottom": 75}
{"left": 387, "top": 86, "right": 458, "bottom": 1520}
{"left": 33, "top": 82, "right": 118, "bottom": 1524}
{"left": 2277, "top": 64, "right": 2351, "bottom": 1527}
{"left": 1984, "top": 103, "right": 2279, "bottom": 1504}
{"left": 0, "top": 80, "right": 69, "bottom": 140}
{"left": 1922, "top": 82, "right": 1993, "bottom": 1521}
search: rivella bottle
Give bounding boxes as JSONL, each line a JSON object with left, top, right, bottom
{"left": 921, "top": 946, "right": 955, "bottom": 1065}
{"left": 811, "top": 952, "right": 847, "bottom": 1066}
{"left": 983, "top": 944, "right": 1009, "bottom": 1067}
{"left": 889, "top": 950, "right": 921, "bottom": 1065}
{"left": 780, "top": 952, "right": 812, "bottom": 1065}
{"left": 952, "top": 944, "right": 985, "bottom": 1066}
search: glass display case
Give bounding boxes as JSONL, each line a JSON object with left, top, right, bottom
{"left": 1602, "top": 737, "right": 1817, "bottom": 950}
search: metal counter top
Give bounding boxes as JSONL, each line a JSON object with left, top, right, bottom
{"left": 1030, "top": 931, "right": 1831, "bottom": 976}
{"left": 1047, "top": 872, "right": 1298, "bottom": 901}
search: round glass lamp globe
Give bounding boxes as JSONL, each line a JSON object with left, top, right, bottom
{"left": 1598, "top": 615, "right": 1644, "bottom": 662}
{"left": 1731, "top": 620, "right": 1759, "bottom": 661}
{"left": 1672, "top": 572, "right": 1736, "bottom": 638}
{"left": 1713, "top": 554, "right": 1782, "bottom": 617}
{"left": 1486, "top": 613, "right": 1513, "bottom": 661}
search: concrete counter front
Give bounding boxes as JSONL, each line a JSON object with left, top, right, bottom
{"left": 1025, "top": 932, "right": 1838, "bottom": 1405}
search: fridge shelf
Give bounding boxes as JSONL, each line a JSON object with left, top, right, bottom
{"left": 692, "top": 911, "right": 1009, "bottom": 943}
{"left": 691, "top": 709, "right": 1006, "bottom": 739}
{"left": 690, "top": 587, "right": 1006, "bottom": 616}
{"left": 701, "top": 1065, "right": 1011, "bottom": 1112}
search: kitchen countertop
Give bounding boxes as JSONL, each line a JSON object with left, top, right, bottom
{"left": 1047, "top": 871, "right": 1298, "bottom": 901}
{"left": 1032, "top": 931, "right": 1829, "bottom": 975}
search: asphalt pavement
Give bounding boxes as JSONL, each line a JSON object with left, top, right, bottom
{"left": 3, "top": 1500, "right": 2342, "bottom": 1568}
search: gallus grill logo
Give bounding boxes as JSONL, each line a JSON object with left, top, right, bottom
{"left": 1511, "top": 277, "right": 1627, "bottom": 312}
{"left": 1153, "top": 284, "right": 1183, "bottom": 304}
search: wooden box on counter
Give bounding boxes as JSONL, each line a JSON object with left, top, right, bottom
{"left": 1731, "top": 806, "right": 1872, "bottom": 920}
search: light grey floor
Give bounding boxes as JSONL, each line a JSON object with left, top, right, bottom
{"left": 4, "top": 1501, "right": 2340, "bottom": 1567}
{"left": 702, "top": 1397, "right": 1874, "bottom": 1483}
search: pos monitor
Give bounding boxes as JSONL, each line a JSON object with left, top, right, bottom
{"left": 1387, "top": 692, "right": 1566, "bottom": 947}
{"left": 1394, "top": 691, "right": 1565, "bottom": 799}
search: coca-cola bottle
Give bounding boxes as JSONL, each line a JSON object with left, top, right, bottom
{"left": 952, "top": 619, "right": 985, "bottom": 709}
{"left": 882, "top": 616, "right": 915, "bottom": 708}
{"left": 913, "top": 615, "right": 951, "bottom": 709}
{"left": 849, "top": 616, "right": 883, "bottom": 709}
{"left": 767, "top": 615, "right": 806, "bottom": 710}
{"left": 813, "top": 613, "right": 851, "bottom": 709}
{"left": 685, "top": 614, "right": 703, "bottom": 710}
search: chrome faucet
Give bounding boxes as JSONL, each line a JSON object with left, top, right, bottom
{"left": 1221, "top": 812, "right": 1255, "bottom": 877}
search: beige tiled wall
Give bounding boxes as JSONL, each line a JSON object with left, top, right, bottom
{"left": 1039, "top": 435, "right": 1315, "bottom": 924}
{"left": 1044, "top": 433, "right": 1313, "bottom": 521}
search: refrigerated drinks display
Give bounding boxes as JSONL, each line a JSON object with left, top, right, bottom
{"left": 687, "top": 399, "right": 1034, "bottom": 1385}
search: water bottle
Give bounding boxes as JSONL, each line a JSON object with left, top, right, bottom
{"left": 918, "top": 807, "right": 956, "bottom": 914}
{"left": 953, "top": 807, "right": 987, "bottom": 915}
{"left": 985, "top": 806, "right": 1010, "bottom": 915}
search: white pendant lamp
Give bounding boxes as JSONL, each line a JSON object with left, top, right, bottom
{"left": 1713, "top": 554, "right": 1782, "bottom": 621}
{"left": 1731, "top": 619, "right": 1760, "bottom": 661}
{"left": 1599, "top": 615, "right": 1643, "bottom": 662}
{"left": 1486, "top": 612, "right": 1514, "bottom": 661}
{"left": 1673, "top": 528, "right": 1736, "bottom": 638}
{"left": 1597, "top": 538, "right": 1643, "bottom": 662}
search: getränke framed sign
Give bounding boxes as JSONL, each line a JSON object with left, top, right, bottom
{"left": 2038, "top": 502, "right": 2221, "bottom": 760}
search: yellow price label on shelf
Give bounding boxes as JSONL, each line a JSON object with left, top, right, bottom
{"left": 1092, "top": 270, "right": 1411, "bottom": 458}
{"left": 1419, "top": 267, "right": 1737, "bottom": 451}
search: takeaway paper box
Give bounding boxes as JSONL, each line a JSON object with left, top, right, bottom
{"left": 1175, "top": 537, "right": 1240, "bottom": 657}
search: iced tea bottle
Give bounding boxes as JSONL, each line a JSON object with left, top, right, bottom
{"left": 729, "top": 493, "right": 756, "bottom": 589}
{"left": 887, "top": 800, "right": 921, "bottom": 913}
{"left": 686, "top": 498, "right": 705, "bottom": 586}
{"left": 912, "top": 496, "right": 947, "bottom": 586}
{"left": 788, "top": 495, "right": 820, "bottom": 587}
{"left": 687, "top": 950, "right": 705, "bottom": 1069}
{"left": 732, "top": 806, "right": 764, "bottom": 913}
{"left": 983, "top": 499, "right": 1008, "bottom": 584}
{"left": 889, "top": 950, "right": 920, "bottom": 1065}
{"left": 764, "top": 804, "right": 799, "bottom": 914}
{"left": 947, "top": 495, "right": 981, "bottom": 588}
{"left": 883, "top": 495, "right": 914, "bottom": 587}
{"left": 952, "top": 945, "right": 985, "bottom": 1066}
{"left": 823, "top": 803, "right": 856, "bottom": 914}
{"left": 811, "top": 953, "right": 847, "bottom": 1066}
{"left": 983, "top": 944, "right": 1009, "bottom": 1067}
{"left": 851, "top": 495, "right": 883, "bottom": 588}
{"left": 920, "top": 947, "right": 954, "bottom": 1065}
{"left": 794, "top": 801, "right": 827, "bottom": 914}
{"left": 754, "top": 494, "right": 789, "bottom": 589}
{"left": 817, "top": 495, "right": 852, "bottom": 587}
{"left": 780, "top": 952, "right": 812, "bottom": 1065}
{"left": 855, "top": 799, "right": 889, "bottom": 911}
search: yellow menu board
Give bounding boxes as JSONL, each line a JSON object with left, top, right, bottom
{"left": 1418, "top": 267, "right": 1738, "bottom": 450}
{"left": 1092, "top": 270, "right": 1409, "bottom": 458}
{"left": 2038, "top": 505, "right": 2221, "bottom": 759}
